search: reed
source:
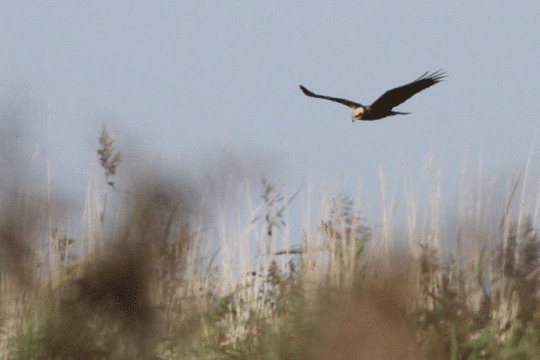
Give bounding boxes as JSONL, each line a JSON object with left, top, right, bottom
{"left": 1, "top": 120, "right": 540, "bottom": 359}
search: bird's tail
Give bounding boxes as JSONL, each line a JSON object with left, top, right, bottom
{"left": 390, "top": 111, "right": 410, "bottom": 116}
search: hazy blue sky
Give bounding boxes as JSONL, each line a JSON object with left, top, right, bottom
{"left": 2, "top": 1, "right": 540, "bottom": 245}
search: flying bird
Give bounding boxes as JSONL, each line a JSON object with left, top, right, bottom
{"left": 299, "top": 70, "right": 446, "bottom": 122}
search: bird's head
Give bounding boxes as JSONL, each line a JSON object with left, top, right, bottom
{"left": 352, "top": 107, "right": 365, "bottom": 121}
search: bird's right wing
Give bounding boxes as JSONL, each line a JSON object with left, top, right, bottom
{"left": 299, "top": 85, "right": 362, "bottom": 109}
{"left": 370, "top": 70, "right": 446, "bottom": 111}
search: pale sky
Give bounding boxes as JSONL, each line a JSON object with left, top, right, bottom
{"left": 2, "top": 1, "right": 540, "bottom": 247}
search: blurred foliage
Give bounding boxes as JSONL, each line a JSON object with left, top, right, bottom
{"left": 3, "top": 123, "right": 540, "bottom": 359}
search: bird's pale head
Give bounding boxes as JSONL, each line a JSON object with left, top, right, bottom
{"left": 352, "top": 107, "right": 365, "bottom": 121}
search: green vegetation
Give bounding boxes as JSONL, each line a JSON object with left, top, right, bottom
{"left": 1, "top": 124, "right": 540, "bottom": 359}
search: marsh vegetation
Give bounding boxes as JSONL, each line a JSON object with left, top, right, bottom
{"left": 1, "top": 122, "right": 540, "bottom": 360}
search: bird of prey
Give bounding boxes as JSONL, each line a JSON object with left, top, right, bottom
{"left": 299, "top": 70, "right": 446, "bottom": 122}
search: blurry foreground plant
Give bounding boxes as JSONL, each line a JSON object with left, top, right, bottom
{"left": 97, "top": 123, "right": 121, "bottom": 222}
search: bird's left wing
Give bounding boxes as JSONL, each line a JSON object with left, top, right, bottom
{"left": 370, "top": 70, "right": 446, "bottom": 111}
{"left": 299, "top": 85, "right": 362, "bottom": 109}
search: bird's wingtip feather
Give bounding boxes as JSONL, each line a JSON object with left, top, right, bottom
{"left": 299, "top": 85, "right": 312, "bottom": 96}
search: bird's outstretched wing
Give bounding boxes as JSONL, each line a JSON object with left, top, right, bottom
{"left": 370, "top": 70, "right": 446, "bottom": 111}
{"left": 299, "top": 85, "right": 363, "bottom": 109}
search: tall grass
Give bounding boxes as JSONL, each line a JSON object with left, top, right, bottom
{"left": 1, "top": 123, "right": 540, "bottom": 359}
